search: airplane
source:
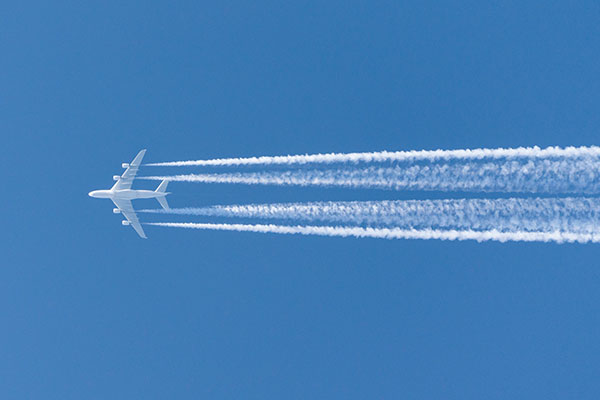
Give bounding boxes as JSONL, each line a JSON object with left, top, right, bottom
{"left": 89, "top": 149, "right": 169, "bottom": 238}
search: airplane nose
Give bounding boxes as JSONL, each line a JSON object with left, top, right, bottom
{"left": 88, "top": 191, "right": 95, "bottom": 197}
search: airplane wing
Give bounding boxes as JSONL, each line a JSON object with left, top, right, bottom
{"left": 112, "top": 198, "right": 147, "bottom": 239}
{"left": 112, "top": 149, "right": 146, "bottom": 191}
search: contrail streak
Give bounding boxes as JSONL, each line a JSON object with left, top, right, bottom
{"left": 144, "top": 145, "right": 600, "bottom": 166}
{"left": 140, "top": 158, "right": 600, "bottom": 193}
{"left": 139, "top": 197, "right": 600, "bottom": 234}
{"left": 145, "top": 222, "right": 600, "bottom": 243}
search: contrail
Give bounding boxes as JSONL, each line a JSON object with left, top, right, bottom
{"left": 140, "top": 158, "right": 600, "bottom": 193}
{"left": 139, "top": 197, "right": 600, "bottom": 234}
{"left": 145, "top": 222, "right": 600, "bottom": 243}
{"left": 144, "top": 145, "right": 600, "bottom": 167}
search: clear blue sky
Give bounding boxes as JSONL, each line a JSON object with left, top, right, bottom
{"left": 2, "top": 1, "right": 600, "bottom": 398}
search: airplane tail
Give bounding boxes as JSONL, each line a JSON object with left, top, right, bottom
{"left": 155, "top": 180, "right": 170, "bottom": 210}
{"left": 157, "top": 197, "right": 170, "bottom": 210}
{"left": 156, "top": 179, "right": 169, "bottom": 193}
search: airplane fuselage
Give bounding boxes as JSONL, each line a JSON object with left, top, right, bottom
{"left": 88, "top": 189, "right": 167, "bottom": 200}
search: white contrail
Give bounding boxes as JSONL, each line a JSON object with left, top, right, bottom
{"left": 140, "top": 158, "right": 600, "bottom": 193}
{"left": 145, "top": 222, "right": 600, "bottom": 243}
{"left": 145, "top": 145, "right": 600, "bottom": 167}
{"left": 139, "top": 197, "right": 600, "bottom": 234}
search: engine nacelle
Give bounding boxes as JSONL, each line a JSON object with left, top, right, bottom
{"left": 113, "top": 208, "right": 121, "bottom": 214}
{"left": 122, "top": 220, "right": 130, "bottom": 226}
{"left": 122, "top": 163, "right": 130, "bottom": 169}
{"left": 113, "top": 175, "right": 121, "bottom": 181}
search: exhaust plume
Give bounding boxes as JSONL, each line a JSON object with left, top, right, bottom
{"left": 145, "top": 222, "right": 600, "bottom": 243}
{"left": 140, "top": 158, "right": 600, "bottom": 193}
{"left": 139, "top": 197, "right": 600, "bottom": 234}
{"left": 145, "top": 145, "right": 600, "bottom": 167}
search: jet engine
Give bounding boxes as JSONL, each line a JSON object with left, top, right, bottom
{"left": 122, "top": 220, "right": 130, "bottom": 226}
{"left": 113, "top": 175, "right": 121, "bottom": 181}
{"left": 113, "top": 208, "right": 120, "bottom": 214}
{"left": 122, "top": 163, "right": 130, "bottom": 169}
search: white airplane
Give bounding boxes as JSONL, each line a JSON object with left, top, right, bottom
{"left": 89, "top": 149, "right": 169, "bottom": 238}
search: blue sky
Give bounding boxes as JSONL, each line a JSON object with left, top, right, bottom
{"left": 2, "top": 1, "right": 600, "bottom": 398}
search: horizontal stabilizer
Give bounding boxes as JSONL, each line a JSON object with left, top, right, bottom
{"left": 157, "top": 196, "right": 170, "bottom": 210}
{"left": 155, "top": 179, "right": 169, "bottom": 193}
